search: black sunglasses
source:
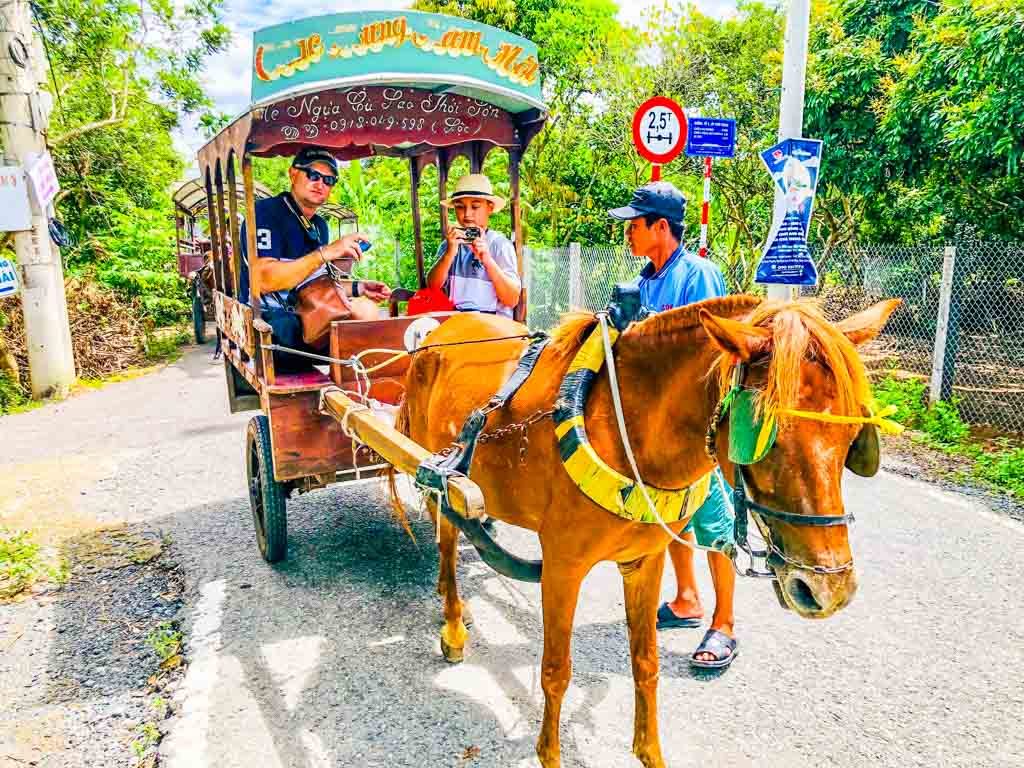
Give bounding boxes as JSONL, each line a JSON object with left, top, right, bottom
{"left": 298, "top": 167, "right": 338, "bottom": 187}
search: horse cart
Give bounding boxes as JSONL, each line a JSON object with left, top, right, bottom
{"left": 199, "top": 10, "right": 546, "bottom": 562}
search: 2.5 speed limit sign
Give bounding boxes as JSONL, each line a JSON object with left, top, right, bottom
{"left": 632, "top": 97, "right": 687, "bottom": 165}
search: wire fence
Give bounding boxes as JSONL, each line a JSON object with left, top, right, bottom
{"left": 525, "top": 236, "right": 1024, "bottom": 434}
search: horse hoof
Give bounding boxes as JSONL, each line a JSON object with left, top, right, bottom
{"left": 441, "top": 636, "right": 465, "bottom": 663}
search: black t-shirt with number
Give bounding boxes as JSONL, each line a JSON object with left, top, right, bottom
{"left": 239, "top": 192, "right": 329, "bottom": 309}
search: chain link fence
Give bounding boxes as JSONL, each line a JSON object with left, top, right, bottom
{"left": 805, "top": 238, "right": 1024, "bottom": 434}
{"left": 526, "top": 237, "right": 1024, "bottom": 434}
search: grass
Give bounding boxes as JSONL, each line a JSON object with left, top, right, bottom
{"left": 145, "top": 621, "right": 182, "bottom": 663}
{"left": 131, "top": 721, "right": 162, "bottom": 759}
{"left": 873, "top": 373, "right": 1024, "bottom": 499}
{"left": 0, "top": 528, "right": 66, "bottom": 599}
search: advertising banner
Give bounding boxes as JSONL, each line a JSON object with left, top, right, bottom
{"left": 755, "top": 138, "right": 823, "bottom": 286}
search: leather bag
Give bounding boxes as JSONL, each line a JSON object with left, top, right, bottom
{"left": 295, "top": 273, "right": 353, "bottom": 350}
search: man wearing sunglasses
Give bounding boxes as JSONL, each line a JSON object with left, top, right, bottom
{"left": 240, "top": 147, "right": 390, "bottom": 372}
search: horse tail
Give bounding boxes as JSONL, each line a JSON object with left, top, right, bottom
{"left": 385, "top": 398, "right": 416, "bottom": 542}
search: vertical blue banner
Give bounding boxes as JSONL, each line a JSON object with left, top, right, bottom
{"left": 755, "top": 138, "right": 823, "bottom": 286}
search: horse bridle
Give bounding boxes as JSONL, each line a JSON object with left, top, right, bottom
{"left": 706, "top": 362, "right": 856, "bottom": 578}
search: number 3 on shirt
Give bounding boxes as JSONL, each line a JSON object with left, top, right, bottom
{"left": 256, "top": 228, "right": 272, "bottom": 251}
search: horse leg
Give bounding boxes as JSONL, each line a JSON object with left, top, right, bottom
{"left": 536, "top": 564, "right": 585, "bottom": 768}
{"left": 619, "top": 550, "right": 668, "bottom": 768}
{"left": 437, "top": 514, "right": 469, "bottom": 663}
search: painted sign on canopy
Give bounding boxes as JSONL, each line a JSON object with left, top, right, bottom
{"left": 251, "top": 12, "right": 543, "bottom": 115}
{"left": 0, "top": 257, "right": 18, "bottom": 298}
{"left": 632, "top": 97, "right": 687, "bottom": 166}
{"left": 685, "top": 117, "right": 736, "bottom": 159}
{"left": 755, "top": 138, "right": 823, "bottom": 286}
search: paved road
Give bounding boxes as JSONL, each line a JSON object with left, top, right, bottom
{"left": 3, "top": 345, "right": 1023, "bottom": 768}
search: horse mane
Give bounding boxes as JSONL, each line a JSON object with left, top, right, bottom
{"left": 711, "top": 299, "right": 873, "bottom": 418}
{"left": 547, "top": 295, "right": 761, "bottom": 360}
{"left": 547, "top": 294, "right": 871, "bottom": 418}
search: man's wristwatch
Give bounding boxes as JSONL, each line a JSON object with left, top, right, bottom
{"left": 351, "top": 280, "right": 360, "bottom": 298}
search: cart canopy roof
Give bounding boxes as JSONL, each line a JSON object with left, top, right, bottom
{"left": 198, "top": 11, "right": 547, "bottom": 173}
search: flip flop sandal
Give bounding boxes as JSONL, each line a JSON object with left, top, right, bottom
{"left": 689, "top": 629, "right": 738, "bottom": 669}
{"left": 656, "top": 602, "right": 703, "bottom": 630}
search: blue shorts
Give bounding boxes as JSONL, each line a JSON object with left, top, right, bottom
{"left": 683, "top": 469, "right": 734, "bottom": 551}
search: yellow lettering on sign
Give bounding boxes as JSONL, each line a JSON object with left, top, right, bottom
{"left": 485, "top": 43, "right": 539, "bottom": 86}
{"left": 255, "top": 18, "right": 539, "bottom": 89}
{"left": 359, "top": 17, "right": 409, "bottom": 48}
{"left": 437, "top": 29, "right": 483, "bottom": 56}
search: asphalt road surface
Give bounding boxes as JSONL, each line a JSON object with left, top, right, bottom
{"left": 3, "top": 345, "right": 1023, "bottom": 768}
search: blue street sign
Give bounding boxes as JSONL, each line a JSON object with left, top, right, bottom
{"left": 0, "top": 257, "right": 18, "bottom": 298}
{"left": 685, "top": 117, "right": 736, "bottom": 158}
{"left": 755, "top": 138, "right": 824, "bottom": 286}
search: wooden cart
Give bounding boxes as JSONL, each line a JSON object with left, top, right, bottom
{"left": 198, "top": 10, "right": 546, "bottom": 561}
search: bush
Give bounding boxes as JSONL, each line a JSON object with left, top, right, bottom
{"left": 89, "top": 206, "right": 187, "bottom": 326}
{"left": 973, "top": 447, "right": 1024, "bottom": 499}
{"left": 872, "top": 374, "right": 969, "bottom": 446}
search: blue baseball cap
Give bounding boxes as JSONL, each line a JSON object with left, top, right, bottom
{"left": 608, "top": 182, "right": 687, "bottom": 222}
{"left": 292, "top": 147, "right": 338, "bottom": 173}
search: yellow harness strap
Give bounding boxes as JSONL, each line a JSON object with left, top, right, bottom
{"left": 778, "top": 403, "right": 905, "bottom": 435}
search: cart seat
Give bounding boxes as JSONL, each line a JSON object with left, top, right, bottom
{"left": 267, "top": 368, "right": 332, "bottom": 394}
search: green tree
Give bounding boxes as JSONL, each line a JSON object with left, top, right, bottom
{"left": 806, "top": 0, "right": 1024, "bottom": 242}
{"left": 30, "top": 0, "right": 230, "bottom": 320}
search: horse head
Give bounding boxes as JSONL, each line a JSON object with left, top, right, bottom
{"left": 699, "top": 298, "right": 901, "bottom": 619}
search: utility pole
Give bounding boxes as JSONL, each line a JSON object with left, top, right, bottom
{"left": 0, "top": 0, "right": 75, "bottom": 397}
{"left": 764, "top": 0, "right": 811, "bottom": 302}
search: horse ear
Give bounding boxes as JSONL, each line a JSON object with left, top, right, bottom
{"left": 699, "top": 310, "right": 772, "bottom": 361}
{"left": 836, "top": 299, "right": 902, "bottom": 347}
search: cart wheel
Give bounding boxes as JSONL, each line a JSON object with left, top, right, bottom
{"left": 246, "top": 415, "right": 287, "bottom": 562}
{"left": 192, "top": 288, "right": 207, "bottom": 345}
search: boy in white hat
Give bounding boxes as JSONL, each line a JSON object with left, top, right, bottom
{"left": 427, "top": 173, "right": 521, "bottom": 317}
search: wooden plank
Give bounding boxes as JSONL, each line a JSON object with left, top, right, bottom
{"left": 328, "top": 313, "right": 455, "bottom": 383}
{"left": 321, "top": 389, "right": 486, "bottom": 520}
{"left": 214, "top": 291, "right": 255, "bottom": 356}
{"left": 268, "top": 390, "right": 379, "bottom": 481}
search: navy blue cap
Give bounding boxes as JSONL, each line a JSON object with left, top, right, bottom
{"left": 608, "top": 182, "right": 687, "bottom": 222}
{"left": 292, "top": 147, "right": 338, "bottom": 173}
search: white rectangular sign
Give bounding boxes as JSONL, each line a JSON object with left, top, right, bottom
{"left": 26, "top": 152, "right": 60, "bottom": 210}
{"left": 0, "top": 257, "right": 19, "bottom": 298}
{"left": 0, "top": 167, "right": 32, "bottom": 232}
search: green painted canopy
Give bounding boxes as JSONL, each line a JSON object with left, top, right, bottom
{"left": 251, "top": 11, "right": 544, "bottom": 114}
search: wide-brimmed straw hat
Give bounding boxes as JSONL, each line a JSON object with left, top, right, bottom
{"left": 441, "top": 173, "right": 506, "bottom": 213}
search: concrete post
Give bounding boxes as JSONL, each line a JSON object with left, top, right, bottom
{"left": 929, "top": 246, "right": 956, "bottom": 404}
{"left": 764, "top": 0, "right": 810, "bottom": 302}
{"left": 0, "top": 0, "right": 75, "bottom": 397}
{"left": 568, "top": 242, "right": 583, "bottom": 309}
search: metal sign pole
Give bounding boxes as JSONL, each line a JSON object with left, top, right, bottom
{"left": 699, "top": 156, "right": 712, "bottom": 258}
{"left": 764, "top": 0, "right": 811, "bottom": 301}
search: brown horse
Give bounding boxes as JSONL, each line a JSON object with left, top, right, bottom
{"left": 392, "top": 295, "right": 899, "bottom": 768}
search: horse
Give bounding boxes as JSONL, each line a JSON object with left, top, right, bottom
{"left": 391, "top": 295, "right": 900, "bottom": 768}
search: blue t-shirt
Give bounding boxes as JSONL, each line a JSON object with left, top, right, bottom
{"left": 240, "top": 192, "right": 329, "bottom": 309}
{"left": 637, "top": 245, "right": 727, "bottom": 313}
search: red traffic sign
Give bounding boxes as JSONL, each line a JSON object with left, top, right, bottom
{"left": 632, "top": 97, "right": 687, "bottom": 165}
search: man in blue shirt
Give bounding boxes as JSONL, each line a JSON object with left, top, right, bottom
{"left": 240, "top": 147, "right": 390, "bottom": 372}
{"left": 609, "top": 182, "right": 738, "bottom": 669}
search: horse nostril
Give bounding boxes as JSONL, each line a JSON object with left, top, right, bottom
{"left": 787, "top": 575, "right": 823, "bottom": 613}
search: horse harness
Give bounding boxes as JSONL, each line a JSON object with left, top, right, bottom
{"left": 704, "top": 361, "right": 869, "bottom": 577}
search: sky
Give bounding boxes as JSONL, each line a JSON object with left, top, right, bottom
{"left": 174, "top": 0, "right": 740, "bottom": 162}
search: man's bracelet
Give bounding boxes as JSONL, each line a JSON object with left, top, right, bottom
{"left": 352, "top": 280, "right": 360, "bottom": 298}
